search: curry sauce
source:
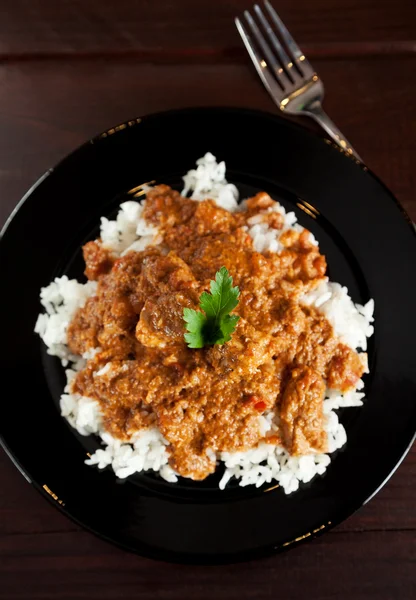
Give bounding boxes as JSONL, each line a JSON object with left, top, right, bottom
{"left": 67, "top": 186, "right": 366, "bottom": 480}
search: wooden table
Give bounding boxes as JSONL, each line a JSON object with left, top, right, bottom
{"left": 0, "top": 1, "right": 415, "bottom": 597}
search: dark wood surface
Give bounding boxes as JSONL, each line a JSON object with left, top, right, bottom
{"left": 0, "top": 1, "right": 415, "bottom": 598}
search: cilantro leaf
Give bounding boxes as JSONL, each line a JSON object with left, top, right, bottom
{"left": 214, "top": 313, "right": 240, "bottom": 345}
{"left": 183, "top": 308, "right": 207, "bottom": 349}
{"left": 199, "top": 266, "right": 240, "bottom": 320}
{"left": 183, "top": 267, "right": 240, "bottom": 348}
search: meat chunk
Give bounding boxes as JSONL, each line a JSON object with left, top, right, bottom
{"left": 139, "top": 251, "right": 198, "bottom": 296}
{"left": 327, "top": 343, "right": 367, "bottom": 392}
{"left": 67, "top": 296, "right": 102, "bottom": 355}
{"left": 143, "top": 184, "right": 196, "bottom": 228}
{"left": 136, "top": 292, "right": 194, "bottom": 348}
{"left": 156, "top": 396, "right": 217, "bottom": 480}
{"left": 243, "top": 193, "right": 285, "bottom": 230}
{"left": 245, "top": 192, "right": 275, "bottom": 212}
{"left": 72, "top": 358, "right": 156, "bottom": 439}
{"left": 205, "top": 318, "right": 277, "bottom": 381}
{"left": 177, "top": 229, "right": 254, "bottom": 286}
{"left": 280, "top": 367, "right": 327, "bottom": 455}
{"left": 155, "top": 382, "right": 265, "bottom": 480}
{"left": 135, "top": 252, "right": 200, "bottom": 348}
{"left": 83, "top": 240, "right": 114, "bottom": 280}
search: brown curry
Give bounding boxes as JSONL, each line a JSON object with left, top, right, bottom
{"left": 67, "top": 185, "right": 366, "bottom": 480}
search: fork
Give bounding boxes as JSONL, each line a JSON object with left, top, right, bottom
{"left": 235, "top": 0, "right": 362, "bottom": 162}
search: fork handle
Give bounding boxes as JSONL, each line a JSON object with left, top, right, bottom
{"left": 305, "top": 105, "right": 363, "bottom": 163}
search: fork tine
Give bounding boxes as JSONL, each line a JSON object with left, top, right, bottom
{"left": 253, "top": 4, "right": 294, "bottom": 81}
{"left": 264, "top": 0, "right": 315, "bottom": 79}
{"left": 243, "top": 11, "right": 291, "bottom": 90}
{"left": 235, "top": 17, "right": 285, "bottom": 105}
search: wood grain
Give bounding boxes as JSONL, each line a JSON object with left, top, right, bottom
{"left": 0, "top": 57, "right": 415, "bottom": 228}
{"left": 0, "top": 526, "right": 415, "bottom": 600}
{"left": 0, "top": 0, "right": 414, "bottom": 61}
{"left": 0, "top": 0, "right": 415, "bottom": 597}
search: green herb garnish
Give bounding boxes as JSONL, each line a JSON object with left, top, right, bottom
{"left": 183, "top": 267, "right": 240, "bottom": 348}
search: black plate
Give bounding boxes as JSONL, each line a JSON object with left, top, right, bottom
{"left": 1, "top": 107, "right": 416, "bottom": 564}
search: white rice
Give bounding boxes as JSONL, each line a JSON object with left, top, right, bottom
{"left": 100, "top": 200, "right": 161, "bottom": 256}
{"left": 182, "top": 151, "right": 239, "bottom": 212}
{"left": 34, "top": 276, "right": 98, "bottom": 366}
{"left": 35, "top": 153, "right": 374, "bottom": 494}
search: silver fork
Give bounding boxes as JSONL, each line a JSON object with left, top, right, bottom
{"left": 235, "top": 0, "right": 362, "bottom": 162}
